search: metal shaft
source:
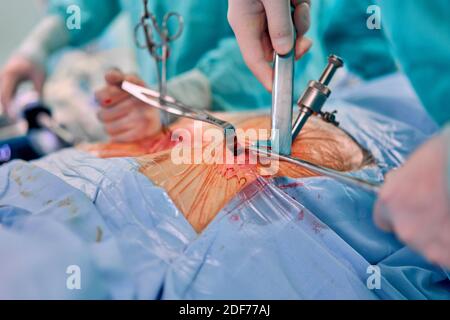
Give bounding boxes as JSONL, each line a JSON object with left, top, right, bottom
{"left": 271, "top": 50, "right": 295, "bottom": 156}
{"left": 318, "top": 55, "right": 344, "bottom": 86}
{"left": 291, "top": 55, "right": 344, "bottom": 141}
{"left": 250, "top": 146, "right": 381, "bottom": 194}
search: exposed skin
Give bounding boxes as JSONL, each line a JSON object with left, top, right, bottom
{"left": 85, "top": 71, "right": 366, "bottom": 233}
{"left": 374, "top": 133, "right": 450, "bottom": 268}
{"left": 81, "top": 113, "right": 367, "bottom": 233}
{"left": 95, "top": 70, "right": 162, "bottom": 143}
{"left": 0, "top": 56, "right": 46, "bottom": 113}
{"left": 228, "top": 0, "right": 312, "bottom": 91}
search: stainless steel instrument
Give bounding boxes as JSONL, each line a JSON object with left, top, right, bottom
{"left": 121, "top": 81, "right": 241, "bottom": 153}
{"left": 249, "top": 146, "right": 382, "bottom": 193}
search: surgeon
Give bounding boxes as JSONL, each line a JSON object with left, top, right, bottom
{"left": 0, "top": 0, "right": 270, "bottom": 143}
{"left": 228, "top": 0, "right": 450, "bottom": 268}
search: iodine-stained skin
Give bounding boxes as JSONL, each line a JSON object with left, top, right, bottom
{"left": 81, "top": 113, "right": 368, "bottom": 232}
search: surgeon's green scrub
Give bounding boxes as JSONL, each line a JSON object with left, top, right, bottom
{"left": 287, "top": 0, "right": 399, "bottom": 101}
{"left": 374, "top": 0, "right": 450, "bottom": 204}
{"left": 322, "top": 0, "right": 450, "bottom": 127}
{"left": 48, "top": 0, "right": 271, "bottom": 111}
{"left": 320, "top": 0, "right": 450, "bottom": 197}
{"left": 377, "top": 0, "right": 450, "bottom": 127}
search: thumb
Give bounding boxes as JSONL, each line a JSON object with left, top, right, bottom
{"left": 124, "top": 73, "right": 146, "bottom": 86}
{"left": 263, "top": 0, "right": 295, "bottom": 55}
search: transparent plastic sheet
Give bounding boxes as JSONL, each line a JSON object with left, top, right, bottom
{"left": 26, "top": 151, "right": 386, "bottom": 299}
{"left": 162, "top": 178, "right": 390, "bottom": 299}
{"left": 0, "top": 74, "right": 448, "bottom": 299}
{"left": 267, "top": 74, "right": 450, "bottom": 299}
{"left": 33, "top": 150, "right": 197, "bottom": 299}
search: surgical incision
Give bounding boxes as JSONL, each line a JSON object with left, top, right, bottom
{"left": 80, "top": 113, "right": 372, "bottom": 232}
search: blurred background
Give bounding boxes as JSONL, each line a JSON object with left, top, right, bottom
{"left": 0, "top": 0, "right": 136, "bottom": 142}
{"left": 0, "top": 1, "right": 43, "bottom": 66}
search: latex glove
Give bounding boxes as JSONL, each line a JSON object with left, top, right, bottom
{"left": 95, "top": 70, "right": 162, "bottom": 143}
{"left": 0, "top": 16, "right": 68, "bottom": 113}
{"left": 374, "top": 131, "right": 450, "bottom": 268}
{"left": 228, "top": 0, "right": 312, "bottom": 90}
{"left": 0, "top": 55, "right": 46, "bottom": 112}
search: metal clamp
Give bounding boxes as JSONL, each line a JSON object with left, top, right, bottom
{"left": 292, "top": 55, "right": 344, "bottom": 141}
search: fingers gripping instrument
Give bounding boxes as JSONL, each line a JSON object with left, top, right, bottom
{"left": 257, "top": 54, "right": 382, "bottom": 192}
{"left": 121, "top": 81, "right": 241, "bottom": 154}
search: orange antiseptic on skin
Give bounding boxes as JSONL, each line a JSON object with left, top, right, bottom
{"left": 79, "top": 130, "right": 177, "bottom": 158}
{"left": 82, "top": 113, "right": 367, "bottom": 232}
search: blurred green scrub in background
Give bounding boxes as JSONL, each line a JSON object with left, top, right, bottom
{"left": 48, "top": 0, "right": 270, "bottom": 112}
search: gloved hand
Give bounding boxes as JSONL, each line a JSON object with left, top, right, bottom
{"left": 0, "top": 55, "right": 46, "bottom": 112}
{"left": 95, "top": 69, "right": 162, "bottom": 143}
{"left": 228, "top": 0, "right": 312, "bottom": 90}
{"left": 0, "top": 16, "right": 68, "bottom": 113}
{"left": 374, "top": 130, "right": 450, "bottom": 268}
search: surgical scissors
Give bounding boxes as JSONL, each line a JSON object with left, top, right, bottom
{"left": 134, "top": 0, "right": 184, "bottom": 126}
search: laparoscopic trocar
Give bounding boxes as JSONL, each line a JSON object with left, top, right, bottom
{"left": 122, "top": 0, "right": 382, "bottom": 193}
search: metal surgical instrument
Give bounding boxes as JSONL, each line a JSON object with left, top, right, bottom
{"left": 270, "top": 50, "right": 295, "bottom": 156}
{"left": 249, "top": 146, "right": 382, "bottom": 193}
{"left": 121, "top": 81, "right": 241, "bottom": 153}
{"left": 292, "top": 55, "right": 343, "bottom": 141}
{"left": 268, "top": 54, "right": 343, "bottom": 157}
{"left": 255, "top": 54, "right": 382, "bottom": 192}
{"left": 134, "top": 0, "right": 184, "bottom": 128}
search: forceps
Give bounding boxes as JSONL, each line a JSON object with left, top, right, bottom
{"left": 134, "top": 0, "right": 184, "bottom": 127}
{"left": 122, "top": 81, "right": 240, "bottom": 153}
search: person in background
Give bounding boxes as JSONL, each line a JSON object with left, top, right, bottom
{"left": 228, "top": 0, "right": 450, "bottom": 268}
{"left": 0, "top": 0, "right": 271, "bottom": 144}
{"left": 0, "top": 0, "right": 401, "bottom": 147}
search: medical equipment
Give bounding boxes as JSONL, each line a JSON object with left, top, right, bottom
{"left": 268, "top": 54, "right": 342, "bottom": 157}
{"left": 255, "top": 54, "right": 382, "bottom": 193}
{"left": 11, "top": 86, "right": 78, "bottom": 147}
{"left": 266, "top": 2, "right": 340, "bottom": 157}
{"left": 134, "top": 0, "right": 184, "bottom": 128}
{"left": 24, "top": 104, "right": 77, "bottom": 147}
{"left": 249, "top": 146, "right": 382, "bottom": 193}
{"left": 270, "top": 50, "right": 295, "bottom": 156}
{"left": 121, "top": 81, "right": 240, "bottom": 153}
{"left": 123, "top": 78, "right": 382, "bottom": 192}
{"left": 292, "top": 55, "right": 343, "bottom": 141}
